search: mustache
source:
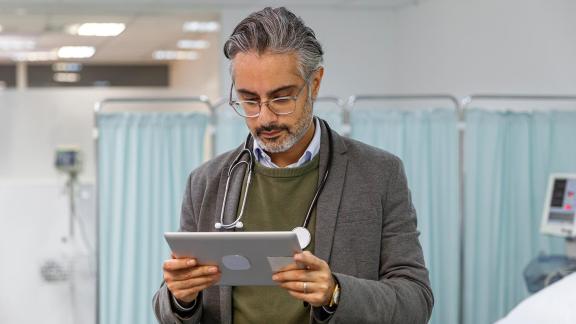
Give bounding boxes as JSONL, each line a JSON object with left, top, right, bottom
{"left": 256, "top": 124, "right": 290, "bottom": 136}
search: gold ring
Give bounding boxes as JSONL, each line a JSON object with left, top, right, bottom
{"left": 303, "top": 282, "right": 307, "bottom": 294}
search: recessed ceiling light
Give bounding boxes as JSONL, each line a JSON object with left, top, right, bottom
{"left": 53, "top": 73, "right": 81, "bottom": 83}
{"left": 58, "top": 46, "right": 95, "bottom": 59}
{"left": 52, "top": 63, "right": 83, "bottom": 72}
{"left": 0, "top": 36, "right": 35, "bottom": 51}
{"left": 67, "top": 23, "right": 126, "bottom": 37}
{"left": 153, "top": 50, "right": 199, "bottom": 61}
{"left": 177, "top": 40, "right": 210, "bottom": 49}
{"left": 182, "top": 21, "right": 220, "bottom": 33}
{"left": 9, "top": 51, "right": 58, "bottom": 62}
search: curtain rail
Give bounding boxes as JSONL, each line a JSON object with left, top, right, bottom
{"left": 462, "top": 95, "right": 576, "bottom": 112}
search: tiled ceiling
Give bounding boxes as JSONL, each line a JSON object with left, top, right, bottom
{"left": 0, "top": 12, "right": 220, "bottom": 63}
{"left": 0, "top": 0, "right": 421, "bottom": 63}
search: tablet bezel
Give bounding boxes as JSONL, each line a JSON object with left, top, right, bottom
{"left": 164, "top": 231, "right": 302, "bottom": 286}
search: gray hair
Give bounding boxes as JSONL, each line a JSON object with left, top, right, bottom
{"left": 223, "top": 7, "right": 324, "bottom": 80}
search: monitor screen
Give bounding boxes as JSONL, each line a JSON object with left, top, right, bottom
{"left": 541, "top": 174, "right": 576, "bottom": 237}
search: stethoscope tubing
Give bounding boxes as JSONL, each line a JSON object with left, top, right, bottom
{"left": 216, "top": 119, "right": 332, "bottom": 233}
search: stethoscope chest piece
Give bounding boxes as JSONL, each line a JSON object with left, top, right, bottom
{"left": 292, "top": 226, "right": 311, "bottom": 249}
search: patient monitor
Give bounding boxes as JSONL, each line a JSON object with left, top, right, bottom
{"left": 541, "top": 174, "right": 576, "bottom": 258}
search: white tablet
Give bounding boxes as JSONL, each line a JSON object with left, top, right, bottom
{"left": 164, "top": 231, "right": 302, "bottom": 286}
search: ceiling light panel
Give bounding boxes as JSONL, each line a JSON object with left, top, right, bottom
{"left": 58, "top": 46, "right": 95, "bottom": 59}
{"left": 68, "top": 23, "right": 126, "bottom": 37}
{"left": 182, "top": 21, "right": 220, "bottom": 33}
{"left": 153, "top": 50, "right": 199, "bottom": 61}
{"left": 0, "top": 36, "right": 35, "bottom": 51}
{"left": 7, "top": 51, "right": 58, "bottom": 62}
{"left": 53, "top": 73, "right": 81, "bottom": 83}
{"left": 177, "top": 40, "right": 210, "bottom": 49}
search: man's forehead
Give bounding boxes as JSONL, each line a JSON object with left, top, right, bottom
{"left": 231, "top": 51, "right": 302, "bottom": 84}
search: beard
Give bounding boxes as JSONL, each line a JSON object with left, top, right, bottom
{"left": 251, "top": 103, "right": 314, "bottom": 154}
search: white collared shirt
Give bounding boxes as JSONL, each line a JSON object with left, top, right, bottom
{"left": 253, "top": 118, "right": 321, "bottom": 168}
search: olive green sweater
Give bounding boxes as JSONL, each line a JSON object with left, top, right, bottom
{"left": 233, "top": 155, "right": 319, "bottom": 324}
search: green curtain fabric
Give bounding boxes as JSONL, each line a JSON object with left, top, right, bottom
{"left": 463, "top": 109, "right": 576, "bottom": 324}
{"left": 350, "top": 108, "right": 460, "bottom": 324}
{"left": 97, "top": 112, "right": 208, "bottom": 324}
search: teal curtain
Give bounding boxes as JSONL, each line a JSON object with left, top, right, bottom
{"left": 313, "top": 101, "right": 344, "bottom": 134}
{"left": 215, "top": 105, "right": 248, "bottom": 155}
{"left": 463, "top": 109, "right": 576, "bottom": 324}
{"left": 98, "top": 112, "right": 208, "bottom": 324}
{"left": 350, "top": 108, "right": 460, "bottom": 324}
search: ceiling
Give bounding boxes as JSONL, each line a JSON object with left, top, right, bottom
{"left": 0, "top": 0, "right": 421, "bottom": 64}
{"left": 0, "top": 12, "right": 220, "bottom": 63}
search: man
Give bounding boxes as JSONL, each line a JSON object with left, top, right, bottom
{"left": 154, "top": 7, "right": 433, "bottom": 324}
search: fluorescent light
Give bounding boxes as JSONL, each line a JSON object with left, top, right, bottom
{"left": 53, "top": 73, "right": 81, "bottom": 83}
{"left": 153, "top": 50, "right": 199, "bottom": 61}
{"left": 67, "top": 23, "right": 125, "bottom": 37}
{"left": 52, "top": 63, "right": 83, "bottom": 72}
{"left": 182, "top": 21, "right": 220, "bottom": 33}
{"left": 58, "top": 46, "right": 95, "bottom": 59}
{"left": 0, "top": 36, "right": 35, "bottom": 51}
{"left": 9, "top": 51, "right": 58, "bottom": 62}
{"left": 177, "top": 40, "right": 210, "bottom": 49}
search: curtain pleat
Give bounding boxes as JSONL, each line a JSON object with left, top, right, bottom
{"left": 98, "top": 112, "right": 208, "bottom": 324}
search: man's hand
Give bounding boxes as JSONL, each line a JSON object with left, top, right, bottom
{"left": 272, "top": 251, "right": 336, "bottom": 307}
{"left": 163, "top": 255, "right": 221, "bottom": 304}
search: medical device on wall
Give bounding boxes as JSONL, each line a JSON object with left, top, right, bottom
{"left": 541, "top": 174, "right": 576, "bottom": 258}
{"left": 41, "top": 146, "right": 87, "bottom": 282}
{"left": 55, "top": 146, "right": 83, "bottom": 175}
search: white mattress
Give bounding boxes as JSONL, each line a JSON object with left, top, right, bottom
{"left": 495, "top": 271, "right": 576, "bottom": 324}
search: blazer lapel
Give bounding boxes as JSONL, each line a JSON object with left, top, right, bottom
{"left": 315, "top": 119, "right": 348, "bottom": 263}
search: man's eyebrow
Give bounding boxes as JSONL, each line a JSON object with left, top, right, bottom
{"left": 236, "top": 85, "right": 299, "bottom": 98}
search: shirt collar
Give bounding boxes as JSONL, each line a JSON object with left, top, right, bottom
{"left": 253, "top": 117, "right": 321, "bottom": 169}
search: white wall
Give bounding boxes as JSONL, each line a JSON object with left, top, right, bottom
{"left": 0, "top": 88, "right": 214, "bottom": 182}
{"left": 0, "top": 181, "right": 95, "bottom": 324}
{"left": 220, "top": 7, "right": 398, "bottom": 98}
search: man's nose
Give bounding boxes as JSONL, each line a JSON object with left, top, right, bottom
{"left": 257, "top": 102, "right": 278, "bottom": 124}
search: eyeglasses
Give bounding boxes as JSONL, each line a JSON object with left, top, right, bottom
{"left": 228, "top": 82, "right": 308, "bottom": 118}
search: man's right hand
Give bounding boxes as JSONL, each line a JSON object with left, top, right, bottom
{"left": 163, "top": 256, "right": 221, "bottom": 305}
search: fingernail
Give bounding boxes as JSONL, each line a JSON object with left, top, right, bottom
{"left": 209, "top": 267, "right": 218, "bottom": 273}
{"left": 272, "top": 275, "right": 278, "bottom": 281}
{"left": 187, "top": 259, "right": 195, "bottom": 266}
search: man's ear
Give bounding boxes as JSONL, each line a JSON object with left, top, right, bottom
{"left": 311, "top": 67, "right": 324, "bottom": 100}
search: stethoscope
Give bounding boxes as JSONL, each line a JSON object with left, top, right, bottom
{"left": 215, "top": 119, "right": 333, "bottom": 249}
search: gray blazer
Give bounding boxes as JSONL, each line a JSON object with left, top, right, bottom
{"left": 153, "top": 120, "right": 434, "bottom": 323}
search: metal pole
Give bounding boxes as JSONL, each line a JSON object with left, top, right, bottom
{"left": 457, "top": 99, "right": 466, "bottom": 324}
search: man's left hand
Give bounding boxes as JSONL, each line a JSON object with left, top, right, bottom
{"left": 272, "top": 251, "right": 336, "bottom": 307}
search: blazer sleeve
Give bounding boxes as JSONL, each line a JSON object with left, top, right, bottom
{"left": 325, "top": 157, "right": 434, "bottom": 324}
{"left": 152, "top": 173, "right": 204, "bottom": 324}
